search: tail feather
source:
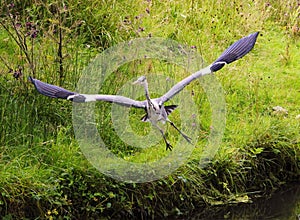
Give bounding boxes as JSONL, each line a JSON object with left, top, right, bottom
{"left": 141, "top": 113, "right": 149, "bottom": 122}
{"left": 165, "top": 105, "right": 178, "bottom": 116}
{"left": 140, "top": 105, "right": 178, "bottom": 122}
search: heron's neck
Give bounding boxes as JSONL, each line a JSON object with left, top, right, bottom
{"left": 143, "top": 81, "right": 153, "bottom": 105}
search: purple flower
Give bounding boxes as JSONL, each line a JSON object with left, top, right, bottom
{"left": 30, "top": 30, "right": 38, "bottom": 38}
{"left": 13, "top": 67, "right": 22, "bottom": 79}
{"left": 138, "top": 26, "right": 145, "bottom": 32}
{"left": 26, "top": 29, "right": 39, "bottom": 38}
{"left": 26, "top": 22, "right": 32, "bottom": 28}
{"left": 7, "top": 3, "right": 15, "bottom": 9}
{"left": 15, "top": 23, "right": 21, "bottom": 29}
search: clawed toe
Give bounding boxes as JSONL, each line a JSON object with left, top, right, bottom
{"left": 166, "top": 143, "right": 173, "bottom": 151}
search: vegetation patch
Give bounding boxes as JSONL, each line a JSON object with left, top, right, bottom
{"left": 0, "top": 0, "right": 299, "bottom": 218}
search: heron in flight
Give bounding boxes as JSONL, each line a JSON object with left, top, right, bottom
{"left": 30, "top": 32, "right": 259, "bottom": 150}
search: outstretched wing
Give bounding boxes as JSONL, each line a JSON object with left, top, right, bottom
{"left": 29, "top": 76, "right": 75, "bottom": 99}
{"left": 210, "top": 32, "right": 259, "bottom": 72}
{"left": 158, "top": 32, "right": 259, "bottom": 104}
{"left": 29, "top": 77, "right": 146, "bottom": 108}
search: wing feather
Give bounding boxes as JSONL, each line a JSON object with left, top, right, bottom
{"left": 210, "top": 32, "right": 259, "bottom": 71}
{"left": 29, "top": 77, "right": 146, "bottom": 108}
{"left": 29, "top": 76, "right": 75, "bottom": 99}
{"left": 158, "top": 32, "right": 259, "bottom": 104}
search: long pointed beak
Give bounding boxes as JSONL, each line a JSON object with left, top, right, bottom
{"left": 132, "top": 80, "right": 139, "bottom": 85}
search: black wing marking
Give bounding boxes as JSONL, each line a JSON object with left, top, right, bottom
{"left": 29, "top": 77, "right": 146, "bottom": 107}
{"left": 141, "top": 113, "right": 149, "bottom": 122}
{"left": 165, "top": 105, "right": 178, "bottom": 115}
{"left": 29, "top": 76, "right": 76, "bottom": 99}
{"left": 210, "top": 32, "right": 259, "bottom": 72}
{"left": 140, "top": 105, "right": 178, "bottom": 122}
{"left": 157, "top": 32, "right": 259, "bottom": 105}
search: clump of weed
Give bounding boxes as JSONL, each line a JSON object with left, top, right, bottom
{"left": 0, "top": 0, "right": 299, "bottom": 219}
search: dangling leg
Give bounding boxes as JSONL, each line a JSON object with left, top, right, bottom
{"left": 154, "top": 124, "right": 173, "bottom": 151}
{"left": 167, "top": 119, "right": 192, "bottom": 143}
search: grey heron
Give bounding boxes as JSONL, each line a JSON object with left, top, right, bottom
{"left": 29, "top": 32, "right": 259, "bottom": 150}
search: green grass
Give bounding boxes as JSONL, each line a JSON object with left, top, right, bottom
{"left": 0, "top": 0, "right": 299, "bottom": 218}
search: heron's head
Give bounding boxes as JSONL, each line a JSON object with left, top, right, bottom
{"left": 132, "top": 76, "right": 147, "bottom": 85}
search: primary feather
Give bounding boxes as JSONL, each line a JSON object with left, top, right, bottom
{"left": 30, "top": 32, "right": 259, "bottom": 150}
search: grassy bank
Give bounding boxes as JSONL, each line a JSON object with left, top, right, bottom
{"left": 0, "top": 0, "right": 299, "bottom": 218}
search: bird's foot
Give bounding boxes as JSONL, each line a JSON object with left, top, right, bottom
{"left": 166, "top": 142, "right": 173, "bottom": 151}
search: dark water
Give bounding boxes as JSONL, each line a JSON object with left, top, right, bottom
{"left": 189, "top": 183, "right": 300, "bottom": 220}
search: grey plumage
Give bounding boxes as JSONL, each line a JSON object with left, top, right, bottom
{"left": 30, "top": 32, "right": 259, "bottom": 150}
